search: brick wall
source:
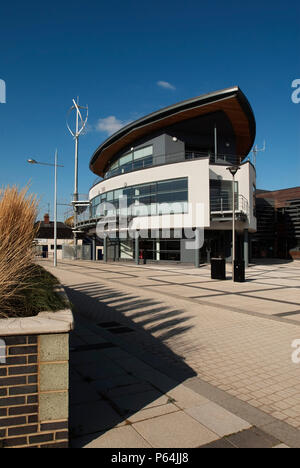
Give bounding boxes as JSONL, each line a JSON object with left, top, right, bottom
{"left": 0, "top": 334, "right": 69, "bottom": 448}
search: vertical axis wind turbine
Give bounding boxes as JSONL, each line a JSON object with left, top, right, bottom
{"left": 67, "top": 98, "right": 88, "bottom": 250}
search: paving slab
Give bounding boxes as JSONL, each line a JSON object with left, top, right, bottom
{"left": 111, "top": 390, "right": 169, "bottom": 415}
{"left": 70, "top": 381, "right": 102, "bottom": 406}
{"left": 75, "top": 360, "right": 127, "bottom": 381}
{"left": 133, "top": 411, "right": 219, "bottom": 448}
{"left": 70, "top": 349, "right": 113, "bottom": 365}
{"left": 71, "top": 426, "right": 152, "bottom": 448}
{"left": 90, "top": 374, "right": 140, "bottom": 393}
{"left": 185, "top": 401, "right": 251, "bottom": 437}
{"left": 166, "top": 384, "right": 210, "bottom": 409}
{"left": 104, "top": 382, "right": 156, "bottom": 398}
{"left": 70, "top": 400, "right": 124, "bottom": 437}
{"left": 127, "top": 403, "right": 180, "bottom": 423}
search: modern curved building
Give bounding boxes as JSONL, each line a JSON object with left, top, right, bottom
{"left": 77, "top": 86, "right": 257, "bottom": 265}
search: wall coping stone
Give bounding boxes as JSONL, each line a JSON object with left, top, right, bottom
{"left": 0, "top": 288, "right": 73, "bottom": 337}
{"left": 0, "top": 310, "right": 73, "bottom": 337}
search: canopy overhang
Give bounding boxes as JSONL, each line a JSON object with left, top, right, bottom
{"left": 90, "top": 86, "right": 256, "bottom": 177}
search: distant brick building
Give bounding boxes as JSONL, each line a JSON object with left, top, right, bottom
{"left": 253, "top": 187, "right": 300, "bottom": 259}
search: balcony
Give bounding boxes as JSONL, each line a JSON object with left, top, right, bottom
{"left": 210, "top": 195, "right": 249, "bottom": 221}
{"left": 90, "top": 151, "right": 240, "bottom": 187}
{"left": 186, "top": 151, "right": 238, "bottom": 165}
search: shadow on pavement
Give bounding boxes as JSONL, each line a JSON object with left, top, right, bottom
{"left": 64, "top": 282, "right": 197, "bottom": 448}
{"left": 251, "top": 258, "right": 294, "bottom": 266}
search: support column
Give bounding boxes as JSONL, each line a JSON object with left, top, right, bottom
{"left": 195, "top": 229, "right": 200, "bottom": 268}
{"left": 103, "top": 236, "right": 107, "bottom": 263}
{"left": 249, "top": 233, "right": 252, "bottom": 264}
{"left": 92, "top": 236, "right": 96, "bottom": 261}
{"left": 207, "top": 248, "right": 211, "bottom": 264}
{"left": 135, "top": 236, "right": 139, "bottom": 265}
{"left": 244, "top": 229, "right": 249, "bottom": 267}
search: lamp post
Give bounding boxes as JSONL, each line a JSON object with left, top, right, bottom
{"left": 226, "top": 165, "right": 240, "bottom": 281}
{"left": 27, "top": 151, "right": 64, "bottom": 267}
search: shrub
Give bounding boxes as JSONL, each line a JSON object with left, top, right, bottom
{"left": 0, "top": 185, "right": 38, "bottom": 317}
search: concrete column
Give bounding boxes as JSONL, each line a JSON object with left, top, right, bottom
{"left": 207, "top": 248, "right": 211, "bottom": 264}
{"left": 103, "top": 236, "right": 107, "bottom": 263}
{"left": 244, "top": 229, "right": 249, "bottom": 267}
{"left": 135, "top": 236, "right": 139, "bottom": 265}
{"left": 195, "top": 229, "right": 200, "bottom": 268}
{"left": 92, "top": 236, "right": 96, "bottom": 261}
{"left": 249, "top": 233, "right": 252, "bottom": 264}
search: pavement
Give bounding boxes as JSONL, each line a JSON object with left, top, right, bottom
{"left": 40, "top": 258, "right": 300, "bottom": 448}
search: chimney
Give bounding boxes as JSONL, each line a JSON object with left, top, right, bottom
{"left": 44, "top": 213, "right": 50, "bottom": 224}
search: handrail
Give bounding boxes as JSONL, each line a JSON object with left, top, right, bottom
{"left": 210, "top": 194, "right": 249, "bottom": 215}
{"left": 89, "top": 150, "right": 242, "bottom": 188}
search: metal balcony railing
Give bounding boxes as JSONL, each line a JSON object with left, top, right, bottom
{"left": 90, "top": 150, "right": 242, "bottom": 187}
{"left": 186, "top": 151, "right": 239, "bottom": 165}
{"left": 70, "top": 194, "right": 250, "bottom": 229}
{"left": 210, "top": 195, "right": 249, "bottom": 216}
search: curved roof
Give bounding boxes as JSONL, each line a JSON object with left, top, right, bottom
{"left": 90, "top": 86, "right": 256, "bottom": 176}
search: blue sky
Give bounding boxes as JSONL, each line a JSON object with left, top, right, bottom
{"left": 0, "top": 0, "right": 299, "bottom": 220}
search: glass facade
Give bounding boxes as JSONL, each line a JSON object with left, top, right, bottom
{"left": 103, "top": 145, "right": 238, "bottom": 181}
{"left": 104, "top": 145, "right": 153, "bottom": 179}
{"left": 139, "top": 240, "right": 181, "bottom": 261}
{"left": 91, "top": 177, "right": 188, "bottom": 218}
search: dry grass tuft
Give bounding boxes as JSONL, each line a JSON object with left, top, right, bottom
{"left": 0, "top": 185, "right": 39, "bottom": 318}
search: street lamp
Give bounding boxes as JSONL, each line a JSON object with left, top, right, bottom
{"left": 226, "top": 165, "right": 240, "bottom": 281}
{"left": 27, "top": 151, "right": 64, "bottom": 267}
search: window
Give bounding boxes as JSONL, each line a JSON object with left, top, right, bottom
{"left": 157, "top": 191, "right": 187, "bottom": 203}
{"left": 157, "top": 179, "right": 187, "bottom": 193}
{"left": 119, "top": 153, "right": 133, "bottom": 166}
{"left": 133, "top": 146, "right": 153, "bottom": 160}
{"left": 105, "top": 146, "right": 154, "bottom": 179}
{"left": 110, "top": 160, "right": 119, "bottom": 170}
{"left": 210, "top": 179, "right": 238, "bottom": 211}
{"left": 107, "top": 191, "right": 114, "bottom": 201}
{"left": 90, "top": 177, "right": 188, "bottom": 219}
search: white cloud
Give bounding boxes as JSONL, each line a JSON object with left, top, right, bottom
{"left": 157, "top": 80, "right": 176, "bottom": 91}
{"left": 95, "top": 116, "right": 131, "bottom": 136}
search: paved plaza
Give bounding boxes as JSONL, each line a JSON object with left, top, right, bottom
{"left": 41, "top": 259, "right": 300, "bottom": 448}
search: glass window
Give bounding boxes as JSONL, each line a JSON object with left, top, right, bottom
{"left": 114, "top": 189, "right": 123, "bottom": 199}
{"left": 121, "top": 162, "right": 133, "bottom": 173}
{"left": 90, "top": 178, "right": 188, "bottom": 218}
{"left": 119, "top": 153, "right": 133, "bottom": 166}
{"left": 134, "top": 184, "right": 154, "bottom": 197}
{"left": 93, "top": 195, "right": 100, "bottom": 205}
{"left": 110, "top": 160, "right": 119, "bottom": 170}
{"left": 106, "top": 191, "right": 114, "bottom": 201}
{"left": 133, "top": 159, "right": 144, "bottom": 170}
{"left": 157, "top": 179, "right": 188, "bottom": 193}
{"left": 133, "top": 145, "right": 153, "bottom": 160}
{"left": 143, "top": 156, "right": 153, "bottom": 167}
{"left": 157, "top": 191, "right": 188, "bottom": 203}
